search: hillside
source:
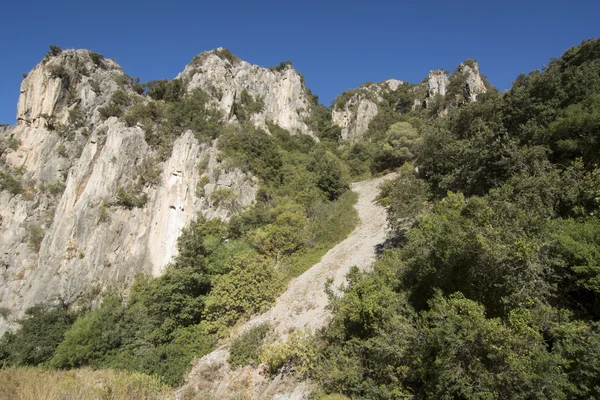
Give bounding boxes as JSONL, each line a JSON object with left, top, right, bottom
{"left": 1, "top": 39, "right": 600, "bottom": 399}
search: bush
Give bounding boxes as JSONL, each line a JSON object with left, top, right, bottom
{"left": 210, "top": 187, "right": 237, "bottom": 208}
{"left": 88, "top": 51, "right": 104, "bottom": 67}
{"left": 260, "top": 329, "right": 318, "bottom": 376}
{"left": 89, "top": 80, "right": 101, "bottom": 94}
{"left": 115, "top": 187, "right": 148, "bottom": 209}
{"left": 48, "top": 45, "right": 62, "bottom": 56}
{"left": 0, "top": 171, "right": 22, "bottom": 195}
{"left": 228, "top": 323, "right": 270, "bottom": 368}
{"left": 0, "top": 304, "right": 76, "bottom": 367}
{"left": 269, "top": 61, "right": 293, "bottom": 72}
{"left": 47, "top": 64, "right": 68, "bottom": 79}
{"left": 146, "top": 79, "right": 183, "bottom": 102}
{"left": 214, "top": 48, "right": 239, "bottom": 64}
{"left": 205, "top": 253, "right": 284, "bottom": 333}
{"left": 98, "top": 90, "right": 131, "bottom": 120}
{"left": 27, "top": 224, "right": 44, "bottom": 253}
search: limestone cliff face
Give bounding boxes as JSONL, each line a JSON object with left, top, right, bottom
{"left": 455, "top": 61, "right": 488, "bottom": 102}
{"left": 333, "top": 61, "right": 489, "bottom": 141}
{"left": 331, "top": 79, "right": 402, "bottom": 143}
{"left": 177, "top": 49, "right": 317, "bottom": 138}
{"left": 0, "top": 50, "right": 263, "bottom": 334}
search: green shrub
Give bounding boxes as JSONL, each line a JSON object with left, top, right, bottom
{"left": 0, "top": 304, "right": 76, "bottom": 366}
{"left": 260, "top": 329, "right": 318, "bottom": 376}
{"left": 210, "top": 187, "right": 237, "bottom": 208}
{"left": 99, "top": 90, "right": 131, "bottom": 120}
{"left": 8, "top": 137, "right": 20, "bottom": 150}
{"left": 98, "top": 102, "right": 123, "bottom": 119}
{"left": 269, "top": 61, "right": 293, "bottom": 72}
{"left": 48, "top": 45, "right": 62, "bottom": 56}
{"left": 47, "top": 64, "right": 68, "bottom": 79}
{"left": 228, "top": 323, "right": 270, "bottom": 368}
{"left": 115, "top": 187, "right": 148, "bottom": 209}
{"left": 89, "top": 80, "right": 101, "bottom": 94}
{"left": 214, "top": 48, "right": 239, "bottom": 65}
{"left": 26, "top": 224, "right": 45, "bottom": 253}
{"left": 0, "top": 171, "right": 22, "bottom": 195}
{"left": 195, "top": 176, "right": 210, "bottom": 197}
{"left": 88, "top": 51, "right": 104, "bottom": 67}
{"left": 40, "top": 182, "right": 66, "bottom": 196}
{"left": 146, "top": 79, "right": 183, "bottom": 102}
{"left": 67, "top": 107, "right": 85, "bottom": 128}
{"left": 233, "top": 89, "right": 264, "bottom": 122}
{"left": 205, "top": 253, "right": 284, "bottom": 333}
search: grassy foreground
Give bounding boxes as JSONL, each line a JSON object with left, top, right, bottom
{"left": 0, "top": 367, "right": 173, "bottom": 400}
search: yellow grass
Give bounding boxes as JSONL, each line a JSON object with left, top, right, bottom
{"left": 0, "top": 367, "right": 174, "bottom": 400}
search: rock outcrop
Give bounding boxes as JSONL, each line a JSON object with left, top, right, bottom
{"left": 332, "top": 60, "right": 489, "bottom": 141}
{"left": 178, "top": 49, "right": 318, "bottom": 138}
{"left": 454, "top": 60, "right": 488, "bottom": 102}
{"left": 331, "top": 79, "right": 402, "bottom": 143}
{"left": 0, "top": 49, "right": 303, "bottom": 333}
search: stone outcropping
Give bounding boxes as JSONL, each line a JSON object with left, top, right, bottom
{"left": 333, "top": 61, "right": 489, "bottom": 141}
{"left": 0, "top": 49, "right": 286, "bottom": 334}
{"left": 331, "top": 79, "right": 402, "bottom": 143}
{"left": 178, "top": 49, "right": 317, "bottom": 138}
{"left": 455, "top": 60, "right": 488, "bottom": 102}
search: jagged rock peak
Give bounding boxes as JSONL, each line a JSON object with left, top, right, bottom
{"left": 331, "top": 79, "right": 404, "bottom": 143}
{"left": 176, "top": 48, "right": 318, "bottom": 138}
{"left": 454, "top": 59, "right": 488, "bottom": 102}
{"left": 17, "top": 49, "right": 128, "bottom": 129}
{"left": 427, "top": 69, "right": 451, "bottom": 97}
{"left": 333, "top": 60, "right": 491, "bottom": 141}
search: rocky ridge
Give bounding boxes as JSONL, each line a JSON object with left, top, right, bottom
{"left": 177, "top": 49, "right": 318, "bottom": 138}
{"left": 331, "top": 79, "right": 403, "bottom": 143}
{"left": 332, "top": 60, "right": 489, "bottom": 142}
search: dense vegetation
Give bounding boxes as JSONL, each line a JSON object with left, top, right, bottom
{"left": 261, "top": 39, "right": 600, "bottom": 399}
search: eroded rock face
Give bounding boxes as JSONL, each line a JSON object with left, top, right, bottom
{"left": 457, "top": 61, "right": 487, "bottom": 102}
{"left": 333, "top": 61, "right": 489, "bottom": 141}
{"left": 331, "top": 79, "right": 403, "bottom": 143}
{"left": 178, "top": 49, "right": 317, "bottom": 138}
{"left": 0, "top": 50, "right": 259, "bottom": 334}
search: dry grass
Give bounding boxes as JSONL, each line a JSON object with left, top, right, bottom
{"left": 0, "top": 367, "right": 174, "bottom": 400}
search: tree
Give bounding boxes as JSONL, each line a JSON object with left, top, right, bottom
{"left": 0, "top": 304, "right": 76, "bottom": 366}
{"left": 371, "top": 121, "right": 421, "bottom": 173}
{"left": 205, "top": 253, "right": 283, "bottom": 333}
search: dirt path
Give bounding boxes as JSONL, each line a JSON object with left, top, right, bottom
{"left": 178, "top": 173, "right": 395, "bottom": 399}
{"left": 243, "top": 173, "right": 395, "bottom": 336}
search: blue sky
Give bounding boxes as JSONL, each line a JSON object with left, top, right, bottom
{"left": 0, "top": 0, "right": 598, "bottom": 124}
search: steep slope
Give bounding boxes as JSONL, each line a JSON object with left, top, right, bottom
{"left": 0, "top": 47, "right": 321, "bottom": 334}
{"left": 179, "top": 173, "right": 396, "bottom": 399}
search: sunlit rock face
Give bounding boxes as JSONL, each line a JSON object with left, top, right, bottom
{"left": 0, "top": 49, "right": 264, "bottom": 334}
{"left": 178, "top": 48, "right": 318, "bottom": 138}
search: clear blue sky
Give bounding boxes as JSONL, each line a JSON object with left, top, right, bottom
{"left": 1, "top": 0, "right": 598, "bottom": 124}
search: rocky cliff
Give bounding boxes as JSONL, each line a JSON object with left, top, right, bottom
{"left": 331, "top": 79, "right": 403, "bottom": 143}
{"left": 332, "top": 60, "right": 489, "bottom": 141}
{"left": 177, "top": 49, "right": 317, "bottom": 138}
{"left": 0, "top": 48, "right": 317, "bottom": 334}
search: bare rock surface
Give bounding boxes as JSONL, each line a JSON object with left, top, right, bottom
{"left": 331, "top": 80, "right": 402, "bottom": 143}
{"left": 178, "top": 49, "right": 317, "bottom": 138}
